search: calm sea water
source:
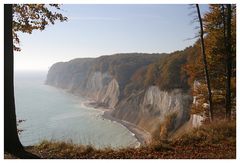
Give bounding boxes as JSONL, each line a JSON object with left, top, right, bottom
{"left": 14, "top": 71, "right": 139, "bottom": 148}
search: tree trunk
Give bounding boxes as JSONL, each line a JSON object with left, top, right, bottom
{"left": 196, "top": 4, "right": 213, "bottom": 121}
{"left": 4, "top": 4, "right": 40, "bottom": 159}
{"left": 4, "top": 3, "right": 24, "bottom": 153}
{"left": 225, "top": 4, "right": 232, "bottom": 120}
{"left": 221, "top": 5, "right": 228, "bottom": 117}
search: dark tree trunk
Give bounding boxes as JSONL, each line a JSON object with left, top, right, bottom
{"left": 4, "top": 4, "right": 40, "bottom": 159}
{"left": 4, "top": 3, "right": 24, "bottom": 154}
{"left": 221, "top": 5, "right": 228, "bottom": 117}
{"left": 196, "top": 4, "right": 213, "bottom": 121}
{"left": 225, "top": 4, "right": 232, "bottom": 120}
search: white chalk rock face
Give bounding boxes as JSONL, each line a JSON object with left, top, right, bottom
{"left": 99, "top": 79, "right": 120, "bottom": 108}
{"left": 85, "top": 71, "right": 119, "bottom": 108}
{"left": 142, "top": 86, "right": 190, "bottom": 125}
{"left": 86, "top": 72, "right": 110, "bottom": 91}
{"left": 190, "top": 114, "right": 204, "bottom": 128}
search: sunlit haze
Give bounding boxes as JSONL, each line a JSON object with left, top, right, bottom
{"left": 14, "top": 4, "right": 209, "bottom": 71}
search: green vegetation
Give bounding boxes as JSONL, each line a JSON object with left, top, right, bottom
{"left": 121, "top": 47, "right": 196, "bottom": 96}
{"left": 91, "top": 53, "right": 166, "bottom": 97}
{"left": 46, "top": 47, "right": 196, "bottom": 98}
{"left": 4, "top": 3, "right": 236, "bottom": 159}
{"left": 144, "top": 47, "right": 195, "bottom": 91}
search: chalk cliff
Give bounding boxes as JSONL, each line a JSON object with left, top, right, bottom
{"left": 46, "top": 49, "right": 201, "bottom": 137}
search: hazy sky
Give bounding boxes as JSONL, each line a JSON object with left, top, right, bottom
{"left": 14, "top": 4, "right": 209, "bottom": 71}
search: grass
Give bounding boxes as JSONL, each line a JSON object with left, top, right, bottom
{"left": 173, "top": 120, "right": 236, "bottom": 146}
{"left": 5, "top": 120, "right": 236, "bottom": 159}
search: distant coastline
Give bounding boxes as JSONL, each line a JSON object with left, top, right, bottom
{"left": 44, "top": 79, "right": 151, "bottom": 147}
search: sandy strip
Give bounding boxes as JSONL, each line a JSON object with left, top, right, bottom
{"left": 84, "top": 101, "right": 152, "bottom": 146}
{"left": 102, "top": 110, "right": 152, "bottom": 146}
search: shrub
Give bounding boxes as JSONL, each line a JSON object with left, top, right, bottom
{"left": 174, "top": 120, "right": 236, "bottom": 145}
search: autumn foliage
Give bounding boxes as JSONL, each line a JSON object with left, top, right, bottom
{"left": 184, "top": 4, "right": 236, "bottom": 120}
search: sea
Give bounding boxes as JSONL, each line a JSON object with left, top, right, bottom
{"left": 14, "top": 71, "right": 139, "bottom": 148}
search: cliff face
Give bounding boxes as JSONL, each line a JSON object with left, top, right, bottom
{"left": 112, "top": 86, "right": 191, "bottom": 133}
{"left": 84, "top": 72, "right": 120, "bottom": 108}
{"left": 142, "top": 87, "right": 191, "bottom": 129}
{"left": 46, "top": 58, "right": 94, "bottom": 92}
{"left": 46, "top": 50, "right": 198, "bottom": 136}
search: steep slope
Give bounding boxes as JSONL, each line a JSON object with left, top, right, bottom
{"left": 45, "top": 48, "right": 198, "bottom": 138}
{"left": 46, "top": 58, "right": 94, "bottom": 92}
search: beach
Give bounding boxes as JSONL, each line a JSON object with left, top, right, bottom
{"left": 84, "top": 101, "right": 152, "bottom": 146}
{"left": 102, "top": 110, "right": 152, "bottom": 146}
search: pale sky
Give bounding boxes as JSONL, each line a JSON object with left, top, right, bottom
{"left": 14, "top": 4, "right": 209, "bottom": 71}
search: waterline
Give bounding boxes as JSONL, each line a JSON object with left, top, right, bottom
{"left": 15, "top": 71, "right": 139, "bottom": 149}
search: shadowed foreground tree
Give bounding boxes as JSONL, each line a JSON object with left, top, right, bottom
{"left": 4, "top": 4, "right": 67, "bottom": 158}
{"left": 225, "top": 4, "right": 233, "bottom": 119}
{"left": 195, "top": 4, "right": 213, "bottom": 121}
{"left": 185, "top": 4, "right": 236, "bottom": 121}
{"left": 202, "top": 4, "right": 235, "bottom": 119}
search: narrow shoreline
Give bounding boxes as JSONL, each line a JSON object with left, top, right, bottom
{"left": 102, "top": 110, "right": 152, "bottom": 146}
{"left": 45, "top": 86, "right": 152, "bottom": 147}
{"left": 84, "top": 101, "right": 152, "bottom": 147}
